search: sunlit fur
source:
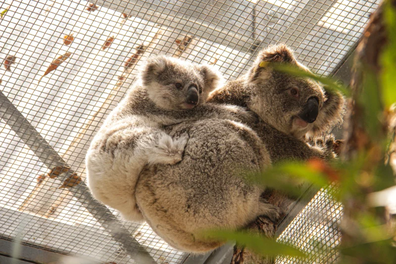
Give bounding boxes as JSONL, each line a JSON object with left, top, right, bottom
{"left": 210, "top": 44, "right": 345, "bottom": 140}
{"left": 131, "top": 45, "right": 345, "bottom": 253}
{"left": 86, "top": 56, "right": 225, "bottom": 221}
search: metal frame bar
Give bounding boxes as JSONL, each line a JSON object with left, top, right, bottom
{"left": 0, "top": 237, "right": 67, "bottom": 264}
{"left": 182, "top": 244, "right": 234, "bottom": 264}
{"left": 0, "top": 255, "right": 36, "bottom": 264}
{"left": 0, "top": 90, "right": 155, "bottom": 264}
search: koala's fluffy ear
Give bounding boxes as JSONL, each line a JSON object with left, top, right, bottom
{"left": 308, "top": 87, "right": 346, "bottom": 137}
{"left": 199, "top": 65, "right": 223, "bottom": 94}
{"left": 141, "top": 56, "right": 169, "bottom": 86}
{"left": 248, "top": 44, "right": 297, "bottom": 83}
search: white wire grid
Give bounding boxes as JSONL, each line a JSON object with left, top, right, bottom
{"left": 0, "top": 0, "right": 379, "bottom": 263}
{"left": 276, "top": 188, "right": 343, "bottom": 264}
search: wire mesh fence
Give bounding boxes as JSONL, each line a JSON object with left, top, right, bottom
{"left": 0, "top": 0, "right": 380, "bottom": 263}
{"left": 276, "top": 187, "right": 343, "bottom": 264}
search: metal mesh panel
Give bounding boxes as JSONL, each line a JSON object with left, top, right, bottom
{"left": 0, "top": 0, "right": 379, "bottom": 263}
{"left": 276, "top": 188, "right": 343, "bottom": 264}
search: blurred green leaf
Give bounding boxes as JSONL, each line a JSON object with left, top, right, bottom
{"left": 381, "top": 0, "right": 396, "bottom": 108}
{"left": 360, "top": 69, "right": 383, "bottom": 141}
{"left": 246, "top": 161, "right": 330, "bottom": 197}
{"left": 373, "top": 161, "right": 395, "bottom": 191}
{"left": 203, "top": 230, "right": 306, "bottom": 258}
{"left": 276, "top": 162, "right": 330, "bottom": 186}
{"left": 361, "top": 224, "right": 392, "bottom": 242}
{"left": 270, "top": 63, "right": 350, "bottom": 96}
{"left": 331, "top": 154, "right": 366, "bottom": 201}
{"left": 354, "top": 212, "right": 392, "bottom": 242}
{"left": 340, "top": 239, "right": 396, "bottom": 264}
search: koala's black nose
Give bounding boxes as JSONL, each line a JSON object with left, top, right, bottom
{"left": 298, "top": 96, "right": 319, "bottom": 123}
{"left": 186, "top": 85, "right": 199, "bottom": 105}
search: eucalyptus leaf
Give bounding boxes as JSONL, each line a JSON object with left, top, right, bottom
{"left": 373, "top": 161, "right": 395, "bottom": 191}
{"left": 381, "top": 1, "right": 396, "bottom": 108}
{"left": 340, "top": 239, "right": 396, "bottom": 263}
{"left": 270, "top": 63, "right": 350, "bottom": 96}
{"left": 360, "top": 69, "right": 383, "bottom": 141}
{"left": 247, "top": 161, "right": 330, "bottom": 190}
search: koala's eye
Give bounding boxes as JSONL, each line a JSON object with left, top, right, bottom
{"left": 289, "top": 87, "right": 299, "bottom": 98}
{"left": 175, "top": 83, "right": 183, "bottom": 90}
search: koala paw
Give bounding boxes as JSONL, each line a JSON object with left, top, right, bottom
{"left": 258, "top": 202, "right": 284, "bottom": 224}
{"left": 149, "top": 134, "right": 188, "bottom": 165}
{"left": 307, "top": 134, "right": 338, "bottom": 159}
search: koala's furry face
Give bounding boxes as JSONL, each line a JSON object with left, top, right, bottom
{"left": 246, "top": 44, "right": 341, "bottom": 139}
{"left": 141, "top": 56, "right": 221, "bottom": 111}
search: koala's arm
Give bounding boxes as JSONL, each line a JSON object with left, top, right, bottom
{"left": 86, "top": 117, "right": 187, "bottom": 222}
{"left": 203, "top": 104, "right": 259, "bottom": 125}
{"left": 207, "top": 79, "right": 251, "bottom": 107}
{"left": 253, "top": 120, "right": 328, "bottom": 163}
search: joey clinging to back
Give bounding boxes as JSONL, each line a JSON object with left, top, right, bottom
{"left": 209, "top": 44, "right": 345, "bottom": 140}
{"left": 86, "top": 56, "right": 222, "bottom": 222}
{"left": 104, "top": 56, "right": 223, "bottom": 124}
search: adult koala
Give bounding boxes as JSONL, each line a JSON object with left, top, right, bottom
{"left": 135, "top": 44, "right": 345, "bottom": 253}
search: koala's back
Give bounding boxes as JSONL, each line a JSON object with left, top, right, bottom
{"left": 91, "top": 85, "right": 183, "bottom": 150}
{"left": 102, "top": 86, "right": 156, "bottom": 125}
{"left": 136, "top": 118, "right": 271, "bottom": 252}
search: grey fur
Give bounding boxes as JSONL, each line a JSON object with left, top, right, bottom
{"left": 210, "top": 44, "right": 345, "bottom": 141}
{"left": 133, "top": 44, "right": 345, "bottom": 252}
{"left": 86, "top": 56, "right": 256, "bottom": 222}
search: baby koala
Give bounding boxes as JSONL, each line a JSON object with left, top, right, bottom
{"left": 86, "top": 56, "right": 223, "bottom": 221}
